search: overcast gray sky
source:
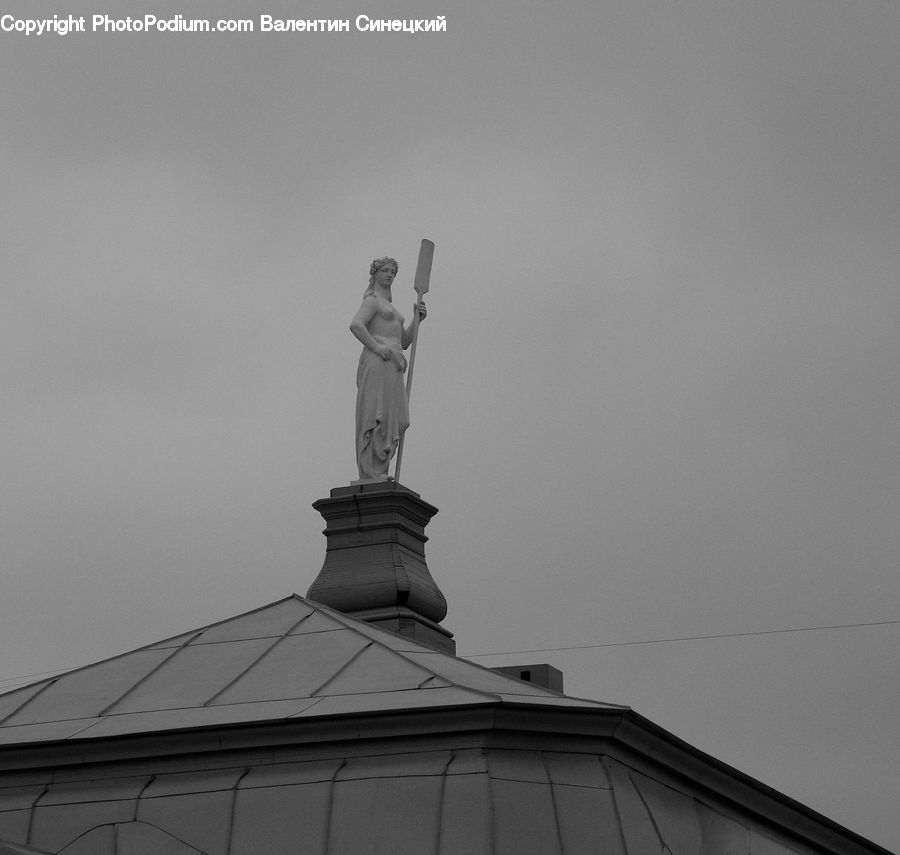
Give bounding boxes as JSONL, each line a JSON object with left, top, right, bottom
{"left": 2, "top": 0, "right": 899, "bottom": 849}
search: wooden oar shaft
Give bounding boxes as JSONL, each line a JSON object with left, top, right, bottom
{"left": 404, "top": 301, "right": 423, "bottom": 399}
{"left": 393, "top": 239, "right": 434, "bottom": 484}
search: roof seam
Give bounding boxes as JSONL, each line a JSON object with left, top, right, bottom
{"left": 485, "top": 747, "right": 498, "bottom": 855}
{"left": 309, "top": 642, "right": 374, "bottom": 696}
{"left": 540, "top": 752, "right": 566, "bottom": 854}
{"left": 133, "top": 775, "right": 156, "bottom": 821}
{"left": 64, "top": 718, "right": 108, "bottom": 740}
{"left": 187, "top": 628, "right": 345, "bottom": 645}
{"left": 96, "top": 697, "right": 319, "bottom": 715}
{"left": 24, "top": 781, "right": 48, "bottom": 848}
{"left": 322, "top": 757, "right": 347, "bottom": 854}
{"left": 202, "top": 612, "right": 316, "bottom": 707}
{"left": 224, "top": 767, "right": 252, "bottom": 854}
{"left": 65, "top": 688, "right": 481, "bottom": 721}
{"left": 286, "top": 697, "right": 323, "bottom": 719}
{"left": 311, "top": 603, "right": 452, "bottom": 685}
{"left": 601, "top": 757, "right": 631, "bottom": 855}
{"left": 9, "top": 600, "right": 298, "bottom": 696}
{"left": 0, "top": 680, "right": 56, "bottom": 726}
{"left": 97, "top": 633, "right": 204, "bottom": 717}
{"left": 629, "top": 769, "right": 669, "bottom": 850}
{"left": 171, "top": 595, "right": 300, "bottom": 645}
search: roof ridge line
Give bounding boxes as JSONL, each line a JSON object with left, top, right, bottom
{"left": 0, "top": 596, "right": 307, "bottom": 703}
{"left": 138, "top": 595, "right": 303, "bottom": 653}
{"left": 303, "top": 598, "right": 570, "bottom": 702}
{"left": 308, "top": 601, "right": 453, "bottom": 684}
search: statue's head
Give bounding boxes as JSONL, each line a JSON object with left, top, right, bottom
{"left": 368, "top": 256, "right": 398, "bottom": 288}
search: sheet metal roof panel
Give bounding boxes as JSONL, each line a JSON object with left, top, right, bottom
{"left": 554, "top": 786, "right": 625, "bottom": 855}
{"left": 61, "top": 699, "right": 321, "bottom": 740}
{"left": 697, "top": 805, "right": 752, "bottom": 853}
{"left": 209, "top": 629, "right": 370, "bottom": 705}
{"left": 286, "top": 609, "right": 348, "bottom": 635}
{"left": 141, "top": 630, "right": 202, "bottom": 651}
{"left": 190, "top": 597, "right": 314, "bottom": 644}
{"left": 58, "top": 824, "right": 115, "bottom": 854}
{"left": 445, "top": 747, "right": 489, "bottom": 775}
{"left": 419, "top": 675, "right": 454, "bottom": 688}
{"left": 312, "top": 642, "right": 436, "bottom": 696}
{"left": 0, "top": 719, "right": 106, "bottom": 745}
{"left": 329, "top": 773, "right": 443, "bottom": 854}
{"left": 543, "top": 752, "right": 612, "bottom": 788}
{"left": 118, "top": 823, "right": 207, "bottom": 854}
{"left": 30, "top": 795, "right": 134, "bottom": 854}
{"left": 0, "top": 683, "right": 52, "bottom": 724}
{"left": 0, "top": 787, "right": 46, "bottom": 813}
{"left": 491, "top": 777, "right": 562, "bottom": 855}
{"left": 337, "top": 751, "right": 452, "bottom": 781}
{"left": 230, "top": 780, "right": 332, "bottom": 855}
{"left": 0, "top": 842, "right": 52, "bottom": 855}
{"left": 0, "top": 804, "right": 36, "bottom": 842}
{"left": 37, "top": 777, "right": 148, "bottom": 807}
{"left": 139, "top": 768, "right": 246, "bottom": 799}
{"left": 603, "top": 756, "right": 675, "bottom": 853}
{"left": 494, "top": 692, "right": 625, "bottom": 710}
{"left": 488, "top": 749, "right": 551, "bottom": 785}
{"left": 629, "top": 771, "right": 704, "bottom": 853}
{"left": 138, "top": 596, "right": 314, "bottom": 651}
{"left": 239, "top": 758, "right": 345, "bottom": 789}
{"left": 2, "top": 650, "right": 173, "bottom": 726}
{"left": 105, "top": 637, "right": 278, "bottom": 714}
{"left": 284, "top": 686, "right": 498, "bottom": 719}
{"left": 438, "top": 771, "right": 493, "bottom": 854}
{"left": 136, "top": 786, "right": 233, "bottom": 855}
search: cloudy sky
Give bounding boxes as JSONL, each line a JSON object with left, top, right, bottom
{"left": 2, "top": 0, "right": 899, "bottom": 849}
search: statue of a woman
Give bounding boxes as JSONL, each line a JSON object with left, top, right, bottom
{"left": 350, "top": 256, "right": 426, "bottom": 482}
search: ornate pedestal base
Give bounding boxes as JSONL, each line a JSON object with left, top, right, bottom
{"left": 307, "top": 482, "right": 454, "bottom": 654}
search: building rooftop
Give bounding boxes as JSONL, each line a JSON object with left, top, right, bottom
{"left": 0, "top": 594, "right": 623, "bottom": 749}
{"left": 0, "top": 483, "right": 890, "bottom": 855}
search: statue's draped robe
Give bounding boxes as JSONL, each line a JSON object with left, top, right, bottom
{"left": 356, "top": 339, "right": 409, "bottom": 480}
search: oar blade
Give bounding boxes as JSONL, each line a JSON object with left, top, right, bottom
{"left": 413, "top": 239, "right": 434, "bottom": 296}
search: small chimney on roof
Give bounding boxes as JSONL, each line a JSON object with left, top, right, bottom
{"left": 307, "top": 481, "right": 455, "bottom": 653}
{"left": 492, "top": 664, "right": 564, "bottom": 693}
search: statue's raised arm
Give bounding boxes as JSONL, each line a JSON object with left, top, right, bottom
{"left": 351, "top": 255, "right": 426, "bottom": 483}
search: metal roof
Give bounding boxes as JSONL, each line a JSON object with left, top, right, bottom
{"left": 0, "top": 596, "right": 892, "bottom": 855}
{"left": 0, "top": 748, "right": 839, "bottom": 855}
{"left": 0, "top": 842, "right": 50, "bottom": 855}
{"left": 0, "top": 595, "right": 623, "bottom": 747}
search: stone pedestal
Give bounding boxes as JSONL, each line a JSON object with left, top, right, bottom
{"left": 307, "top": 482, "right": 454, "bottom": 654}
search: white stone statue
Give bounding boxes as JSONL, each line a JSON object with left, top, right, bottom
{"left": 350, "top": 256, "right": 426, "bottom": 482}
